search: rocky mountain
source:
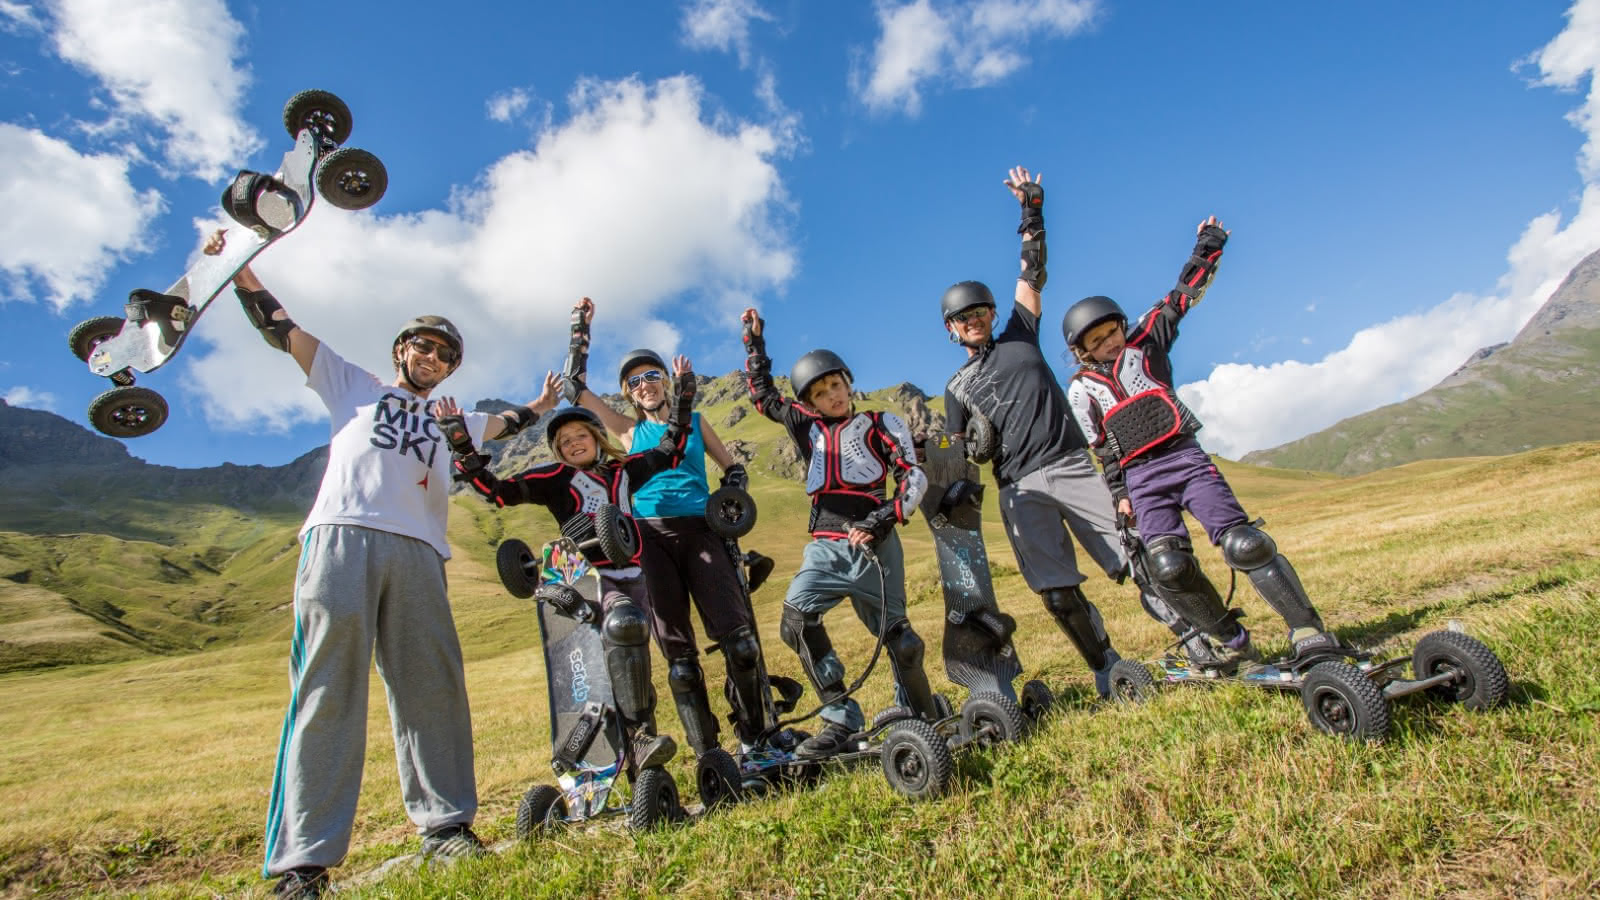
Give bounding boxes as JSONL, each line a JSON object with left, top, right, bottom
{"left": 1243, "top": 247, "right": 1600, "bottom": 474}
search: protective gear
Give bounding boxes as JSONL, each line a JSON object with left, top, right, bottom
{"left": 1040, "top": 586, "right": 1112, "bottom": 672}
{"left": 1175, "top": 224, "right": 1229, "bottom": 306}
{"left": 1016, "top": 181, "right": 1047, "bottom": 291}
{"left": 1137, "top": 588, "right": 1228, "bottom": 668}
{"left": 495, "top": 404, "right": 538, "bottom": 438}
{"left": 395, "top": 315, "right": 463, "bottom": 360}
{"left": 719, "top": 626, "right": 768, "bottom": 743}
{"left": 882, "top": 619, "right": 939, "bottom": 720}
{"left": 667, "top": 656, "right": 719, "bottom": 756}
{"left": 618, "top": 349, "right": 669, "bottom": 389}
{"left": 545, "top": 407, "right": 604, "bottom": 449}
{"left": 741, "top": 312, "right": 766, "bottom": 356}
{"left": 601, "top": 600, "right": 655, "bottom": 726}
{"left": 720, "top": 462, "right": 749, "bottom": 492}
{"left": 235, "top": 288, "right": 296, "bottom": 352}
{"left": 790, "top": 349, "right": 852, "bottom": 406}
{"left": 1062, "top": 295, "right": 1126, "bottom": 350}
{"left": 779, "top": 605, "right": 846, "bottom": 705}
{"left": 940, "top": 280, "right": 996, "bottom": 321}
{"left": 436, "top": 413, "right": 474, "bottom": 456}
{"left": 851, "top": 505, "right": 899, "bottom": 544}
{"left": 1145, "top": 535, "right": 1242, "bottom": 640}
{"left": 563, "top": 306, "right": 591, "bottom": 403}
{"left": 1220, "top": 523, "right": 1325, "bottom": 632}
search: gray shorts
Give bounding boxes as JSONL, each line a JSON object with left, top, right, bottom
{"left": 998, "top": 450, "right": 1126, "bottom": 592}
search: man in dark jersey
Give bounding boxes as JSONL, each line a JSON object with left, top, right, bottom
{"left": 939, "top": 165, "right": 1135, "bottom": 697}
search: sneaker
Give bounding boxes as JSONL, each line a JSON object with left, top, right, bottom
{"left": 794, "top": 721, "right": 855, "bottom": 760}
{"left": 1289, "top": 627, "right": 1342, "bottom": 660}
{"left": 273, "top": 867, "right": 328, "bottom": 899}
{"left": 420, "top": 823, "right": 486, "bottom": 861}
{"left": 631, "top": 731, "right": 678, "bottom": 769}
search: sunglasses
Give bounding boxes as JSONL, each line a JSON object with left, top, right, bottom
{"left": 626, "top": 369, "right": 666, "bottom": 390}
{"left": 407, "top": 335, "right": 459, "bottom": 365}
{"left": 949, "top": 307, "right": 990, "bottom": 325}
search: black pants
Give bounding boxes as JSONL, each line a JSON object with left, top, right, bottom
{"left": 636, "top": 515, "right": 754, "bottom": 660}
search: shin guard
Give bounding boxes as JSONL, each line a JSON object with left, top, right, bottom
{"left": 1146, "top": 535, "right": 1243, "bottom": 641}
{"left": 667, "top": 655, "right": 719, "bottom": 756}
{"left": 602, "top": 600, "right": 656, "bottom": 727}
{"left": 779, "top": 605, "right": 846, "bottom": 706}
{"left": 1040, "top": 587, "right": 1112, "bottom": 672}
{"left": 883, "top": 619, "right": 939, "bottom": 720}
{"left": 1220, "top": 524, "right": 1324, "bottom": 632}
{"left": 719, "top": 626, "right": 771, "bottom": 744}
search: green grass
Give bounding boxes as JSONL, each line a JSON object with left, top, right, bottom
{"left": 3, "top": 441, "right": 1599, "bottom": 897}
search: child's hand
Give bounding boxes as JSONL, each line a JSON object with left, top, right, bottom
{"left": 535, "top": 371, "right": 560, "bottom": 409}
{"left": 741, "top": 308, "right": 763, "bottom": 337}
{"left": 1116, "top": 497, "right": 1134, "bottom": 524}
{"left": 1197, "top": 215, "right": 1229, "bottom": 236}
{"left": 847, "top": 527, "right": 876, "bottom": 548}
{"left": 671, "top": 354, "right": 693, "bottom": 378}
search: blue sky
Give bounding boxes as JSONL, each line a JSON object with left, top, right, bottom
{"left": 2, "top": 0, "right": 1595, "bottom": 468}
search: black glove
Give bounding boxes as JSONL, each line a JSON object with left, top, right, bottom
{"left": 1193, "top": 223, "right": 1228, "bottom": 258}
{"left": 741, "top": 313, "right": 766, "bottom": 357}
{"left": 721, "top": 462, "right": 748, "bottom": 491}
{"left": 1016, "top": 181, "right": 1044, "bottom": 234}
{"left": 452, "top": 452, "right": 490, "bottom": 483}
{"left": 853, "top": 506, "right": 898, "bottom": 543}
{"left": 436, "top": 414, "right": 475, "bottom": 456}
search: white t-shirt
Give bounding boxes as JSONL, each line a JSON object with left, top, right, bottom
{"left": 298, "top": 344, "right": 490, "bottom": 559}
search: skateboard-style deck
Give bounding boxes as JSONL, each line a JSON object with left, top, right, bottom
{"left": 86, "top": 130, "right": 320, "bottom": 379}
{"left": 537, "top": 539, "right": 624, "bottom": 774}
{"left": 918, "top": 434, "right": 1023, "bottom": 700}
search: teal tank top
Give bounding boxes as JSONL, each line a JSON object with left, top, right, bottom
{"left": 629, "top": 412, "right": 711, "bottom": 518}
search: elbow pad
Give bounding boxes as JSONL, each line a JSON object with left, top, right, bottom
{"left": 236, "top": 288, "right": 296, "bottom": 352}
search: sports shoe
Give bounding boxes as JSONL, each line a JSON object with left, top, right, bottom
{"left": 273, "top": 867, "right": 328, "bottom": 898}
{"left": 1289, "top": 627, "right": 1342, "bottom": 660}
{"left": 420, "top": 823, "right": 486, "bottom": 861}
{"left": 794, "top": 721, "right": 856, "bottom": 759}
{"left": 1220, "top": 626, "right": 1262, "bottom": 663}
{"left": 631, "top": 731, "right": 678, "bottom": 769}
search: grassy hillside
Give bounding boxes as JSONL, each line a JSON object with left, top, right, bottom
{"left": 1, "top": 442, "right": 1597, "bottom": 897}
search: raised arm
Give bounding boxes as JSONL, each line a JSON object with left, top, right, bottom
{"left": 205, "top": 228, "right": 319, "bottom": 374}
{"left": 701, "top": 419, "right": 747, "bottom": 489}
{"left": 624, "top": 355, "right": 698, "bottom": 483}
{"left": 1126, "top": 216, "right": 1230, "bottom": 354}
{"left": 437, "top": 395, "right": 567, "bottom": 508}
{"left": 564, "top": 297, "right": 638, "bottom": 439}
{"left": 480, "top": 370, "right": 561, "bottom": 442}
{"left": 1003, "top": 166, "right": 1047, "bottom": 320}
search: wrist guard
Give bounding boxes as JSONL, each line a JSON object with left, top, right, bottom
{"left": 855, "top": 506, "right": 898, "bottom": 542}
{"left": 741, "top": 315, "right": 766, "bottom": 357}
{"left": 452, "top": 451, "right": 491, "bottom": 483}
{"left": 1017, "top": 182, "right": 1047, "bottom": 291}
{"left": 236, "top": 288, "right": 296, "bottom": 352}
{"left": 721, "top": 462, "right": 748, "bottom": 491}
{"left": 563, "top": 308, "right": 590, "bottom": 402}
{"left": 1016, "top": 181, "right": 1044, "bottom": 235}
{"left": 497, "top": 405, "right": 538, "bottom": 438}
{"left": 1174, "top": 224, "right": 1229, "bottom": 307}
{"left": 437, "top": 414, "right": 475, "bottom": 455}
{"left": 659, "top": 370, "right": 697, "bottom": 452}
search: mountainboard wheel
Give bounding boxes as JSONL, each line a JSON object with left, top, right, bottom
{"left": 870, "top": 706, "right": 913, "bottom": 732}
{"left": 696, "top": 747, "right": 743, "bottom": 810}
{"left": 69, "top": 316, "right": 125, "bottom": 362}
{"left": 705, "top": 486, "right": 758, "bottom": 539}
{"left": 495, "top": 539, "right": 537, "bottom": 598}
{"left": 594, "top": 503, "right": 638, "bottom": 566}
{"left": 1411, "top": 630, "right": 1509, "bottom": 711}
{"left": 1301, "top": 660, "right": 1391, "bottom": 741}
{"left": 1020, "top": 679, "right": 1054, "bottom": 725}
{"left": 965, "top": 413, "right": 997, "bottom": 463}
{"left": 315, "top": 147, "right": 388, "bottom": 210}
{"left": 960, "top": 691, "right": 1025, "bottom": 748}
{"left": 514, "top": 784, "right": 566, "bottom": 839}
{"left": 629, "top": 766, "right": 681, "bottom": 830}
{"left": 87, "top": 386, "right": 167, "bottom": 438}
{"left": 282, "top": 89, "right": 352, "bottom": 145}
{"left": 1107, "top": 659, "right": 1157, "bottom": 704}
{"left": 879, "top": 718, "right": 955, "bottom": 801}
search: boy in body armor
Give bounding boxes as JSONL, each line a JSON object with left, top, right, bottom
{"left": 1062, "top": 217, "right": 1338, "bottom": 660}
{"left": 741, "top": 308, "right": 936, "bottom": 760}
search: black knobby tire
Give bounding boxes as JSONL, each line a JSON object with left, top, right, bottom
{"left": 1301, "top": 660, "right": 1391, "bottom": 741}
{"left": 88, "top": 386, "right": 167, "bottom": 438}
{"left": 594, "top": 503, "right": 638, "bottom": 566}
{"left": 629, "top": 766, "right": 681, "bottom": 830}
{"left": 495, "top": 539, "right": 537, "bottom": 599}
{"left": 1411, "top": 630, "right": 1509, "bottom": 711}
{"left": 1020, "top": 679, "right": 1054, "bottom": 725}
{"left": 282, "top": 89, "right": 352, "bottom": 145}
{"left": 1107, "top": 659, "right": 1157, "bottom": 704}
{"left": 705, "top": 486, "right": 758, "bottom": 539}
{"left": 315, "top": 147, "right": 388, "bottom": 211}
{"left": 960, "top": 691, "right": 1025, "bottom": 748}
{"left": 69, "top": 316, "right": 125, "bottom": 362}
{"left": 966, "top": 414, "right": 997, "bottom": 464}
{"left": 932, "top": 692, "right": 955, "bottom": 722}
{"left": 514, "top": 784, "right": 566, "bottom": 839}
{"left": 879, "top": 718, "right": 955, "bottom": 801}
{"left": 870, "top": 706, "right": 912, "bottom": 732}
{"left": 696, "top": 747, "right": 743, "bottom": 810}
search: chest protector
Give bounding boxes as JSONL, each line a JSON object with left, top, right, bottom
{"left": 1080, "top": 346, "right": 1202, "bottom": 465}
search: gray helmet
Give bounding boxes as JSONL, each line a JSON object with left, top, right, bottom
{"left": 395, "top": 315, "right": 464, "bottom": 362}
{"left": 940, "top": 280, "right": 995, "bottom": 321}
{"left": 546, "top": 406, "right": 603, "bottom": 448}
{"left": 617, "top": 349, "right": 669, "bottom": 388}
{"left": 790, "top": 349, "right": 852, "bottom": 403}
{"left": 1062, "top": 296, "right": 1126, "bottom": 349}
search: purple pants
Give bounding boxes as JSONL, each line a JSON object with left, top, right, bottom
{"left": 1125, "top": 439, "right": 1248, "bottom": 545}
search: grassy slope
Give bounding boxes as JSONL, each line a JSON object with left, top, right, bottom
{"left": 0, "top": 441, "right": 1595, "bottom": 897}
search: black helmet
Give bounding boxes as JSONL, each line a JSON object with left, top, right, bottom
{"left": 940, "top": 281, "right": 995, "bottom": 321}
{"left": 790, "top": 349, "right": 852, "bottom": 403}
{"left": 545, "top": 406, "right": 603, "bottom": 448}
{"left": 395, "top": 315, "right": 464, "bottom": 362}
{"left": 617, "top": 349, "right": 669, "bottom": 388}
{"left": 1062, "top": 296, "right": 1126, "bottom": 349}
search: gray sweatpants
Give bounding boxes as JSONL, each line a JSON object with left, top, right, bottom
{"left": 262, "top": 525, "right": 476, "bottom": 876}
{"left": 998, "top": 450, "right": 1126, "bottom": 592}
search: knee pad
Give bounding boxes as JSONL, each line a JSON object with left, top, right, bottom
{"left": 1146, "top": 536, "right": 1202, "bottom": 592}
{"left": 1220, "top": 523, "right": 1277, "bottom": 571}
{"left": 667, "top": 655, "right": 705, "bottom": 693}
{"left": 780, "top": 606, "right": 829, "bottom": 658}
{"left": 883, "top": 619, "right": 925, "bottom": 670}
{"left": 721, "top": 626, "right": 762, "bottom": 674}
{"left": 602, "top": 600, "right": 649, "bottom": 648}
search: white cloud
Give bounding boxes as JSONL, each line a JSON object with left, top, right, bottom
{"left": 182, "top": 75, "right": 799, "bottom": 432}
{"left": 0, "top": 1, "right": 42, "bottom": 31}
{"left": 2, "top": 385, "right": 57, "bottom": 410}
{"left": 855, "top": 0, "right": 1099, "bottom": 115}
{"left": 1180, "top": 0, "right": 1600, "bottom": 460}
{"left": 681, "top": 0, "right": 774, "bottom": 67}
{"left": 0, "top": 123, "right": 164, "bottom": 308}
{"left": 42, "top": 0, "right": 259, "bottom": 180}
{"left": 486, "top": 87, "right": 532, "bottom": 123}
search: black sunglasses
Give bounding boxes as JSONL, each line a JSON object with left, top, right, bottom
{"left": 407, "top": 335, "right": 459, "bottom": 365}
{"left": 949, "top": 307, "right": 990, "bottom": 325}
{"left": 626, "top": 369, "right": 666, "bottom": 389}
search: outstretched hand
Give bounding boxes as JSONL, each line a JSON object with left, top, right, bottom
{"left": 535, "top": 371, "right": 560, "bottom": 409}
{"left": 1003, "top": 166, "right": 1042, "bottom": 203}
{"left": 573, "top": 297, "right": 595, "bottom": 326}
{"left": 671, "top": 354, "right": 693, "bottom": 378}
{"left": 431, "top": 396, "right": 463, "bottom": 419}
{"left": 1197, "top": 214, "right": 1229, "bottom": 236}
